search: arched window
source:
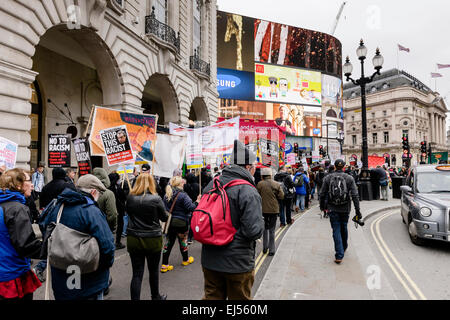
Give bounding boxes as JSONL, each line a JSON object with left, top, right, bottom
{"left": 326, "top": 109, "right": 337, "bottom": 118}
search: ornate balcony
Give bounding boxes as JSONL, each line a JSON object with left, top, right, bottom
{"left": 190, "top": 49, "right": 210, "bottom": 79}
{"left": 145, "top": 7, "right": 180, "bottom": 54}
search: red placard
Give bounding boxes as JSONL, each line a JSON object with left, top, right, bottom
{"left": 100, "top": 125, "right": 134, "bottom": 166}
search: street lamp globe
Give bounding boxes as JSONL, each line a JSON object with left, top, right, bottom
{"left": 343, "top": 56, "right": 353, "bottom": 77}
{"left": 357, "top": 39, "right": 368, "bottom": 60}
{"left": 372, "top": 48, "right": 384, "bottom": 71}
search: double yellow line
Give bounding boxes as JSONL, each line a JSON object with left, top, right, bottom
{"left": 370, "top": 211, "right": 427, "bottom": 300}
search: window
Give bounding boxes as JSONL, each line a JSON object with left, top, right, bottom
{"left": 383, "top": 110, "right": 387, "bottom": 117}
{"left": 371, "top": 86, "right": 377, "bottom": 93}
{"left": 352, "top": 127, "right": 356, "bottom": 131}
{"left": 384, "top": 132, "right": 389, "bottom": 144}
{"left": 402, "top": 129, "right": 409, "bottom": 138}
{"left": 352, "top": 135, "right": 357, "bottom": 145}
{"left": 154, "top": 0, "right": 168, "bottom": 24}
{"left": 403, "top": 107, "right": 408, "bottom": 114}
{"left": 193, "top": 0, "right": 202, "bottom": 56}
{"left": 351, "top": 92, "right": 356, "bottom": 98}
{"left": 351, "top": 115, "right": 355, "bottom": 121}
{"left": 403, "top": 121, "right": 408, "bottom": 126}
{"left": 384, "top": 123, "right": 388, "bottom": 128}
{"left": 372, "top": 112, "right": 375, "bottom": 118}
{"left": 372, "top": 133, "right": 378, "bottom": 144}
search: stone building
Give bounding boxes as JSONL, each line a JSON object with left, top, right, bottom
{"left": 0, "top": 0, "right": 218, "bottom": 170}
{"left": 343, "top": 69, "right": 447, "bottom": 167}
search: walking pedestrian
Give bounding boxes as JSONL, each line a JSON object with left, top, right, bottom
{"left": 0, "top": 168, "right": 42, "bottom": 300}
{"left": 319, "top": 159, "right": 361, "bottom": 264}
{"left": 40, "top": 174, "right": 115, "bottom": 300}
{"left": 293, "top": 167, "right": 309, "bottom": 212}
{"left": 184, "top": 172, "right": 200, "bottom": 244}
{"left": 161, "top": 176, "right": 199, "bottom": 272}
{"left": 274, "top": 165, "right": 295, "bottom": 226}
{"left": 379, "top": 165, "right": 391, "bottom": 201}
{"left": 201, "top": 140, "right": 264, "bottom": 300}
{"left": 39, "top": 167, "right": 77, "bottom": 210}
{"left": 257, "top": 167, "right": 284, "bottom": 256}
{"left": 108, "top": 172, "right": 127, "bottom": 249}
{"left": 126, "top": 173, "right": 168, "bottom": 300}
{"left": 31, "top": 162, "right": 45, "bottom": 202}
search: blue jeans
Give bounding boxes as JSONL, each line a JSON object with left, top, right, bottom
{"left": 296, "top": 195, "right": 306, "bottom": 211}
{"left": 122, "top": 215, "right": 128, "bottom": 236}
{"left": 35, "top": 259, "right": 47, "bottom": 272}
{"left": 329, "top": 212, "right": 349, "bottom": 260}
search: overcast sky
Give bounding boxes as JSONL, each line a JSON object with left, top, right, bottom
{"left": 216, "top": 0, "right": 450, "bottom": 130}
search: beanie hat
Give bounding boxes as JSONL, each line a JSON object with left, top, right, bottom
{"left": 230, "top": 140, "right": 257, "bottom": 166}
{"left": 76, "top": 174, "right": 106, "bottom": 192}
{"left": 334, "top": 159, "right": 345, "bottom": 168}
{"left": 141, "top": 163, "right": 151, "bottom": 172}
{"left": 261, "top": 167, "right": 272, "bottom": 177}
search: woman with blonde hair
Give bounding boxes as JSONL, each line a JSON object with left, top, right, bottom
{"left": 161, "top": 175, "right": 200, "bottom": 273}
{"left": 126, "top": 173, "right": 168, "bottom": 300}
{"left": 0, "top": 168, "right": 42, "bottom": 300}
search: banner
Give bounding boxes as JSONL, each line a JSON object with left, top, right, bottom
{"left": 152, "top": 133, "right": 187, "bottom": 178}
{"left": 100, "top": 125, "right": 134, "bottom": 166}
{"left": 72, "top": 138, "right": 92, "bottom": 176}
{"left": 89, "top": 106, "right": 158, "bottom": 164}
{"left": 368, "top": 156, "right": 385, "bottom": 169}
{"left": 186, "top": 128, "right": 203, "bottom": 169}
{"left": 0, "top": 137, "right": 18, "bottom": 169}
{"left": 117, "top": 164, "right": 135, "bottom": 175}
{"left": 431, "top": 152, "right": 449, "bottom": 164}
{"left": 48, "top": 134, "right": 71, "bottom": 168}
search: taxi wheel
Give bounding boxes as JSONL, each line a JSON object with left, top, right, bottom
{"left": 408, "top": 218, "right": 426, "bottom": 246}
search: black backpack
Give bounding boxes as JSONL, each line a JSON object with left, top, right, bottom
{"left": 282, "top": 176, "right": 295, "bottom": 198}
{"left": 328, "top": 174, "right": 349, "bottom": 205}
{"left": 294, "top": 174, "right": 305, "bottom": 187}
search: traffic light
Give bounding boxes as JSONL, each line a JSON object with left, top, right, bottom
{"left": 420, "top": 141, "right": 427, "bottom": 160}
{"left": 319, "top": 145, "right": 323, "bottom": 157}
{"left": 402, "top": 135, "right": 409, "bottom": 151}
{"left": 293, "top": 143, "right": 299, "bottom": 155}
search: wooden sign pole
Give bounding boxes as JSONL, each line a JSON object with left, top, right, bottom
{"left": 125, "top": 171, "right": 132, "bottom": 190}
{"left": 151, "top": 114, "right": 159, "bottom": 176}
{"left": 83, "top": 105, "right": 96, "bottom": 138}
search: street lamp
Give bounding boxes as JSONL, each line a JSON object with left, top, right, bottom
{"left": 344, "top": 39, "right": 384, "bottom": 201}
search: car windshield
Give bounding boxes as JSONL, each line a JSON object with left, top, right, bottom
{"left": 416, "top": 171, "right": 450, "bottom": 193}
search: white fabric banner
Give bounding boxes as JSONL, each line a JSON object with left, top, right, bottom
{"left": 152, "top": 133, "right": 187, "bottom": 178}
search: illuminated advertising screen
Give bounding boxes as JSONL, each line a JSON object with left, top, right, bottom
{"left": 217, "top": 68, "right": 255, "bottom": 100}
{"left": 254, "top": 63, "right": 321, "bottom": 106}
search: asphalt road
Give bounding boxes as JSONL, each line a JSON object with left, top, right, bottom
{"left": 365, "top": 209, "right": 450, "bottom": 300}
{"left": 33, "top": 201, "right": 315, "bottom": 300}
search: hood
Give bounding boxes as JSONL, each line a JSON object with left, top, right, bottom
{"left": 93, "top": 167, "right": 110, "bottom": 188}
{"left": 274, "top": 171, "right": 289, "bottom": 181}
{"left": 52, "top": 167, "right": 67, "bottom": 180}
{"left": 0, "top": 190, "right": 26, "bottom": 205}
{"left": 416, "top": 193, "right": 450, "bottom": 211}
{"left": 56, "top": 188, "right": 92, "bottom": 206}
{"left": 186, "top": 173, "right": 198, "bottom": 184}
{"left": 220, "top": 165, "right": 255, "bottom": 186}
{"left": 108, "top": 172, "right": 120, "bottom": 186}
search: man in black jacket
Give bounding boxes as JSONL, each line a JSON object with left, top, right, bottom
{"left": 320, "top": 159, "right": 361, "bottom": 264}
{"left": 274, "top": 165, "right": 295, "bottom": 226}
{"left": 39, "top": 168, "right": 76, "bottom": 210}
{"left": 201, "top": 140, "right": 264, "bottom": 300}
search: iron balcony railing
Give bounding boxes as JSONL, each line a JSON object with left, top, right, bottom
{"left": 145, "top": 7, "right": 180, "bottom": 54}
{"left": 190, "top": 49, "right": 210, "bottom": 77}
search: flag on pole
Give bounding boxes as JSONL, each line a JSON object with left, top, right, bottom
{"left": 437, "top": 63, "right": 450, "bottom": 69}
{"left": 398, "top": 44, "right": 410, "bottom": 52}
{"left": 431, "top": 72, "right": 443, "bottom": 78}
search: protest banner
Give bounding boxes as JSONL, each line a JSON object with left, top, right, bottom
{"left": 89, "top": 106, "right": 158, "bottom": 164}
{"left": 286, "top": 153, "right": 296, "bottom": 165}
{"left": 48, "top": 134, "right": 71, "bottom": 168}
{"left": 152, "top": 133, "right": 187, "bottom": 178}
{"left": 186, "top": 128, "right": 203, "bottom": 169}
{"left": 0, "top": 137, "right": 18, "bottom": 169}
{"left": 100, "top": 125, "right": 134, "bottom": 166}
{"left": 72, "top": 137, "right": 92, "bottom": 176}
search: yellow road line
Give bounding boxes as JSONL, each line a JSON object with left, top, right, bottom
{"left": 370, "top": 211, "right": 427, "bottom": 300}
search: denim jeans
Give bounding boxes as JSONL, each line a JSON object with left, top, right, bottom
{"left": 279, "top": 200, "right": 286, "bottom": 225}
{"left": 329, "top": 211, "right": 350, "bottom": 260}
{"left": 86, "top": 291, "right": 104, "bottom": 300}
{"left": 296, "top": 195, "right": 306, "bottom": 211}
{"left": 380, "top": 185, "right": 388, "bottom": 200}
{"left": 35, "top": 259, "right": 47, "bottom": 272}
{"left": 122, "top": 215, "right": 128, "bottom": 236}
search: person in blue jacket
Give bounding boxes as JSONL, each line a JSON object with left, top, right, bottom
{"left": 40, "top": 174, "right": 115, "bottom": 300}
{"left": 293, "top": 167, "right": 310, "bottom": 212}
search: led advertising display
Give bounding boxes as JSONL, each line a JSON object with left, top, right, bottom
{"left": 217, "top": 68, "right": 255, "bottom": 100}
{"left": 254, "top": 63, "right": 322, "bottom": 106}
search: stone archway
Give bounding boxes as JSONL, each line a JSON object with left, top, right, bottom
{"left": 189, "top": 97, "right": 210, "bottom": 126}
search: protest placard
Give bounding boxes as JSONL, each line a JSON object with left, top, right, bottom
{"left": 48, "top": 134, "right": 71, "bottom": 168}
{"left": 72, "top": 137, "right": 92, "bottom": 176}
{"left": 0, "top": 137, "right": 18, "bottom": 169}
{"left": 152, "top": 133, "right": 187, "bottom": 178}
{"left": 100, "top": 125, "right": 134, "bottom": 166}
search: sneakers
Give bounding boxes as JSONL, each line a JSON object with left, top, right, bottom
{"left": 181, "top": 256, "right": 194, "bottom": 266}
{"left": 262, "top": 248, "right": 268, "bottom": 254}
{"left": 152, "top": 293, "right": 167, "bottom": 300}
{"left": 289, "top": 218, "right": 295, "bottom": 224}
{"left": 268, "top": 252, "right": 275, "bottom": 256}
{"left": 33, "top": 267, "right": 46, "bottom": 283}
{"left": 280, "top": 223, "right": 286, "bottom": 228}
{"left": 187, "top": 240, "right": 193, "bottom": 245}
{"left": 160, "top": 264, "right": 174, "bottom": 273}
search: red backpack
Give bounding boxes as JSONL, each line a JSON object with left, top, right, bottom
{"left": 191, "top": 176, "right": 255, "bottom": 246}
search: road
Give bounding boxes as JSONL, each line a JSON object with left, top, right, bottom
{"left": 33, "top": 201, "right": 315, "bottom": 300}
{"left": 366, "top": 209, "right": 450, "bottom": 300}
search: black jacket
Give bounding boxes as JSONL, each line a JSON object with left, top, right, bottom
{"left": 201, "top": 165, "right": 264, "bottom": 274}
{"left": 184, "top": 173, "right": 200, "bottom": 202}
{"left": 39, "top": 168, "right": 76, "bottom": 210}
{"left": 319, "top": 171, "right": 360, "bottom": 213}
{"left": 108, "top": 173, "right": 127, "bottom": 216}
{"left": 274, "top": 171, "right": 295, "bottom": 199}
{"left": 126, "top": 193, "right": 168, "bottom": 238}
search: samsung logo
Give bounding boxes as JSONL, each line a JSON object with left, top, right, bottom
{"left": 217, "top": 74, "right": 241, "bottom": 90}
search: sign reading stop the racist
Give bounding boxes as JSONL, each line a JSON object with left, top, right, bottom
{"left": 100, "top": 125, "right": 134, "bottom": 166}
{"left": 48, "top": 134, "right": 71, "bottom": 168}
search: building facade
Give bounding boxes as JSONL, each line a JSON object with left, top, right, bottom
{"left": 342, "top": 69, "right": 447, "bottom": 167}
{"left": 0, "top": 0, "right": 218, "bottom": 170}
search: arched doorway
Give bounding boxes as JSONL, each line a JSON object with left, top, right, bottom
{"left": 189, "top": 97, "right": 210, "bottom": 126}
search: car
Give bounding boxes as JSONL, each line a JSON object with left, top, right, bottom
{"left": 400, "top": 164, "right": 450, "bottom": 246}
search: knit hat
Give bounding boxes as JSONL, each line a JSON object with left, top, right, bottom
{"left": 230, "top": 140, "right": 257, "bottom": 166}
{"left": 76, "top": 174, "right": 106, "bottom": 192}
{"left": 334, "top": 159, "right": 346, "bottom": 169}
{"left": 141, "top": 163, "right": 151, "bottom": 172}
{"left": 261, "top": 167, "right": 272, "bottom": 177}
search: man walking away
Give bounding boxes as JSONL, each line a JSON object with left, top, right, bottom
{"left": 320, "top": 159, "right": 361, "bottom": 264}
{"left": 32, "top": 162, "right": 45, "bottom": 204}
{"left": 258, "top": 167, "right": 284, "bottom": 256}
{"left": 274, "top": 165, "right": 295, "bottom": 226}
{"left": 293, "top": 167, "right": 309, "bottom": 212}
{"left": 201, "top": 140, "right": 264, "bottom": 300}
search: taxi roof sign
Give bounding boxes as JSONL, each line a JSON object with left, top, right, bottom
{"left": 435, "top": 165, "right": 450, "bottom": 171}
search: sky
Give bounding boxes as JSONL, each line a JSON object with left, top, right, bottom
{"left": 216, "top": 0, "right": 450, "bottom": 131}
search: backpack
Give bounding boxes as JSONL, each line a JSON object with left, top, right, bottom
{"left": 294, "top": 174, "right": 304, "bottom": 187}
{"left": 191, "top": 176, "right": 255, "bottom": 246}
{"left": 327, "top": 174, "right": 349, "bottom": 206}
{"left": 282, "top": 177, "right": 295, "bottom": 198}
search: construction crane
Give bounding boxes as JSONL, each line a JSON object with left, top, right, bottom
{"left": 330, "top": 1, "right": 347, "bottom": 36}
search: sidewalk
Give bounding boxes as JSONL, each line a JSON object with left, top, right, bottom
{"left": 254, "top": 196, "right": 401, "bottom": 300}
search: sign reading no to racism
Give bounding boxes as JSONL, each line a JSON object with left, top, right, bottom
{"left": 48, "top": 134, "right": 71, "bottom": 168}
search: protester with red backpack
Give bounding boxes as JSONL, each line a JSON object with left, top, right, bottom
{"left": 193, "top": 140, "right": 263, "bottom": 300}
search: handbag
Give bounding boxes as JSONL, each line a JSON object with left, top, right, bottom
{"left": 162, "top": 193, "right": 181, "bottom": 234}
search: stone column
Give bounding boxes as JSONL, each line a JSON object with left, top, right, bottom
{"left": 0, "top": 60, "right": 38, "bottom": 169}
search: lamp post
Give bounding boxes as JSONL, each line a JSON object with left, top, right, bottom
{"left": 343, "top": 39, "right": 384, "bottom": 201}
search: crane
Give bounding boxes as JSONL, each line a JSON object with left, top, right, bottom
{"left": 330, "top": 1, "right": 347, "bottom": 36}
